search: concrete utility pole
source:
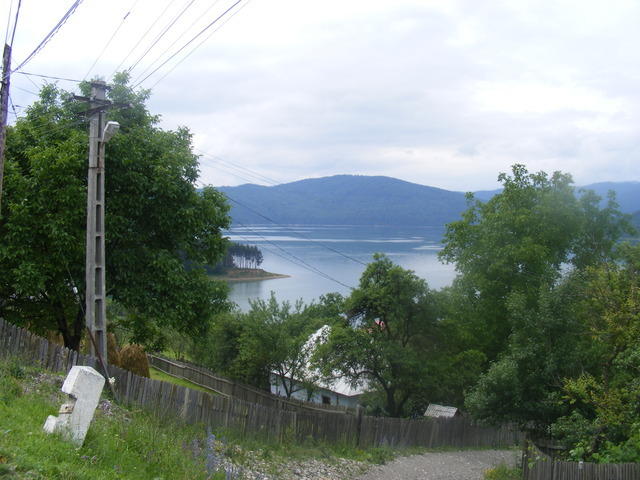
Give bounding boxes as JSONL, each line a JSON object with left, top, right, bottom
{"left": 0, "top": 44, "right": 12, "bottom": 216}
{"left": 84, "top": 80, "right": 119, "bottom": 363}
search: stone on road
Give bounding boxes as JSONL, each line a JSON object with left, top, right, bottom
{"left": 356, "top": 449, "right": 520, "bottom": 480}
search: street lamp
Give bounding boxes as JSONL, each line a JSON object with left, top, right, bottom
{"left": 101, "top": 121, "right": 120, "bottom": 143}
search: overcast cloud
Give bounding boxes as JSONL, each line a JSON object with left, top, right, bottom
{"left": 3, "top": 0, "right": 639, "bottom": 191}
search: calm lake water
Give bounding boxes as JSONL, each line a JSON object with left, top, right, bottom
{"left": 225, "top": 225, "right": 458, "bottom": 311}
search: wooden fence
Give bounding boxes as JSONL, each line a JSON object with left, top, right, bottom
{"left": 0, "top": 318, "right": 521, "bottom": 449}
{"left": 523, "top": 437, "right": 640, "bottom": 480}
{"left": 148, "top": 354, "right": 354, "bottom": 415}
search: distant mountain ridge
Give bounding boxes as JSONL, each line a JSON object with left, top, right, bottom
{"left": 217, "top": 175, "right": 640, "bottom": 227}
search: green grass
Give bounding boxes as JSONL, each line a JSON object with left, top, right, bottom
{"left": 149, "top": 366, "right": 219, "bottom": 395}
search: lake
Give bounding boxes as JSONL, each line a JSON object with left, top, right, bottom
{"left": 225, "top": 225, "right": 458, "bottom": 311}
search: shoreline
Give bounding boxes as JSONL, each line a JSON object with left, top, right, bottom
{"left": 209, "top": 268, "right": 290, "bottom": 283}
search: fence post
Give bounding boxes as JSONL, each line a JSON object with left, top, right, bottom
{"left": 355, "top": 405, "right": 363, "bottom": 448}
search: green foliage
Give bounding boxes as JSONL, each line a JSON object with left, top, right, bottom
{"left": 315, "top": 254, "right": 447, "bottom": 416}
{"left": 439, "top": 165, "right": 638, "bottom": 457}
{"left": 548, "top": 244, "right": 640, "bottom": 460}
{"left": 194, "top": 293, "right": 338, "bottom": 393}
{"left": 0, "top": 73, "right": 231, "bottom": 350}
{"left": 465, "top": 280, "right": 593, "bottom": 432}
{"left": 440, "top": 164, "right": 633, "bottom": 361}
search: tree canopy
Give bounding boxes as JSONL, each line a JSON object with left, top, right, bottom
{"left": 314, "top": 254, "right": 445, "bottom": 416}
{"left": 0, "top": 74, "right": 231, "bottom": 350}
{"left": 439, "top": 164, "right": 633, "bottom": 361}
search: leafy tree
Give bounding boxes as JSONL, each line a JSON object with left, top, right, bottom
{"left": 464, "top": 279, "right": 593, "bottom": 433}
{"left": 0, "top": 74, "right": 231, "bottom": 350}
{"left": 195, "top": 293, "right": 332, "bottom": 394}
{"left": 550, "top": 244, "right": 640, "bottom": 460}
{"left": 439, "top": 164, "right": 633, "bottom": 361}
{"left": 315, "top": 254, "right": 441, "bottom": 417}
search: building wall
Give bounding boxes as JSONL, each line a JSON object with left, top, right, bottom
{"left": 270, "top": 374, "right": 361, "bottom": 409}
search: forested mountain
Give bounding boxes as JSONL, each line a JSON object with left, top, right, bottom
{"left": 218, "top": 175, "right": 468, "bottom": 226}
{"left": 581, "top": 181, "right": 640, "bottom": 214}
{"left": 218, "top": 175, "right": 640, "bottom": 226}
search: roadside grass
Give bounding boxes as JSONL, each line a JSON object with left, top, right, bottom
{"left": 149, "top": 366, "right": 219, "bottom": 395}
{"left": 484, "top": 463, "right": 523, "bottom": 480}
{"left": 0, "top": 358, "right": 216, "bottom": 479}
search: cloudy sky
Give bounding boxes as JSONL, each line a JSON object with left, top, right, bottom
{"left": 3, "top": 0, "right": 639, "bottom": 191}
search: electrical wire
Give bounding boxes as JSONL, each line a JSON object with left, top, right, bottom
{"left": 196, "top": 149, "right": 281, "bottom": 186}
{"left": 225, "top": 195, "right": 367, "bottom": 267}
{"left": 12, "top": 84, "right": 39, "bottom": 96}
{"left": 9, "top": 0, "right": 21, "bottom": 47}
{"left": 127, "top": 0, "right": 197, "bottom": 75}
{"left": 16, "top": 71, "right": 82, "bottom": 83}
{"left": 233, "top": 222, "right": 355, "bottom": 290}
{"left": 147, "top": 0, "right": 251, "bottom": 90}
{"left": 133, "top": 0, "right": 243, "bottom": 88}
{"left": 195, "top": 150, "right": 368, "bottom": 267}
{"left": 111, "top": 0, "right": 174, "bottom": 77}
{"left": 131, "top": 0, "right": 222, "bottom": 84}
{"left": 12, "top": 0, "right": 84, "bottom": 74}
{"left": 3, "top": 0, "right": 13, "bottom": 45}
{"left": 83, "top": 0, "right": 141, "bottom": 80}
{"left": 8, "top": 94, "right": 19, "bottom": 119}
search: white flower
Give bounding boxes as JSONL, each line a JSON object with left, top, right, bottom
{"left": 108, "top": 377, "right": 116, "bottom": 386}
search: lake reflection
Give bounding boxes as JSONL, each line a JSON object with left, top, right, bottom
{"left": 225, "top": 225, "right": 457, "bottom": 311}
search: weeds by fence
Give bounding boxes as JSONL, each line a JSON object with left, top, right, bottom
{"left": 1, "top": 318, "right": 521, "bottom": 449}
{"left": 522, "top": 437, "right": 640, "bottom": 480}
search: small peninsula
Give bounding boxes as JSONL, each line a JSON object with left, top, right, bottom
{"left": 209, "top": 267, "right": 290, "bottom": 283}
{"left": 208, "top": 243, "right": 288, "bottom": 282}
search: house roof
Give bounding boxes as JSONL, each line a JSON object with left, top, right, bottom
{"left": 424, "top": 403, "right": 459, "bottom": 418}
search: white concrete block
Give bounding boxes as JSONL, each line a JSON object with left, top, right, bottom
{"left": 43, "top": 366, "right": 105, "bottom": 446}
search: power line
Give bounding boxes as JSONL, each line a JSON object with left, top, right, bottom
{"left": 233, "top": 222, "right": 355, "bottom": 290}
{"left": 195, "top": 150, "right": 367, "bottom": 267}
{"left": 111, "top": 0, "right": 174, "bottom": 77}
{"left": 16, "top": 71, "right": 82, "bottom": 83}
{"left": 9, "top": 0, "right": 21, "bottom": 47}
{"left": 127, "top": 0, "right": 197, "bottom": 75}
{"left": 147, "top": 0, "right": 251, "bottom": 90}
{"left": 12, "top": 84, "right": 38, "bottom": 96}
{"left": 8, "top": 95, "right": 18, "bottom": 119}
{"left": 133, "top": 0, "right": 244, "bottom": 88}
{"left": 3, "top": 0, "right": 13, "bottom": 45}
{"left": 196, "top": 149, "right": 281, "bottom": 186}
{"left": 132, "top": 0, "right": 222, "bottom": 84}
{"left": 225, "top": 195, "right": 368, "bottom": 267}
{"left": 83, "top": 0, "right": 141, "bottom": 80}
{"left": 12, "top": 0, "right": 84, "bottom": 74}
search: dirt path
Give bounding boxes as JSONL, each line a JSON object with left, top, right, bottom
{"left": 356, "top": 449, "right": 520, "bottom": 480}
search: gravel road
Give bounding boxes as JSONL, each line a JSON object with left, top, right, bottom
{"left": 355, "top": 449, "right": 520, "bottom": 480}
